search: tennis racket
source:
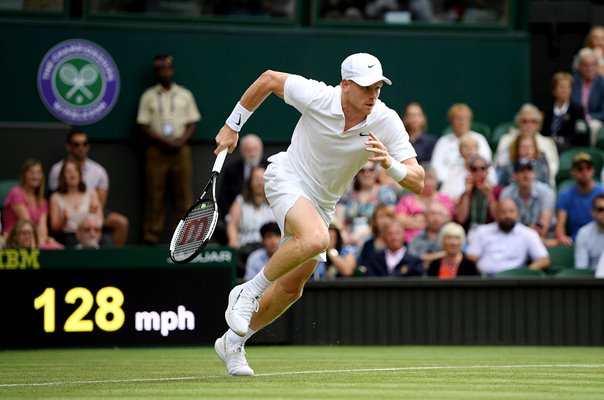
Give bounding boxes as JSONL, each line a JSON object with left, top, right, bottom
{"left": 169, "top": 148, "right": 227, "bottom": 264}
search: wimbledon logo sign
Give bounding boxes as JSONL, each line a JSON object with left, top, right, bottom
{"left": 37, "top": 39, "right": 120, "bottom": 125}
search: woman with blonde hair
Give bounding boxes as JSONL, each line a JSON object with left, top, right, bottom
{"left": 427, "top": 222, "right": 478, "bottom": 278}
{"left": 497, "top": 133, "right": 551, "bottom": 187}
{"left": 2, "top": 159, "right": 61, "bottom": 249}
{"left": 3, "top": 219, "right": 39, "bottom": 249}
{"left": 494, "top": 103, "right": 559, "bottom": 187}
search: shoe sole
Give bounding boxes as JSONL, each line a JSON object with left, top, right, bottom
{"left": 225, "top": 286, "right": 247, "bottom": 336}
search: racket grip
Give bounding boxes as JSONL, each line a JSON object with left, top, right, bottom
{"left": 213, "top": 148, "right": 228, "bottom": 173}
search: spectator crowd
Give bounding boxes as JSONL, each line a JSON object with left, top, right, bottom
{"left": 2, "top": 28, "right": 604, "bottom": 278}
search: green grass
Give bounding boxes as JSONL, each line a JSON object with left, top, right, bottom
{"left": 1, "top": 346, "right": 603, "bottom": 399}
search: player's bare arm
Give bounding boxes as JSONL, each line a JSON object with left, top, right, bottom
{"left": 365, "top": 132, "right": 425, "bottom": 194}
{"left": 215, "top": 70, "right": 290, "bottom": 155}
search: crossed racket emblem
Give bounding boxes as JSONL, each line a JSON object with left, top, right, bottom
{"left": 58, "top": 63, "right": 99, "bottom": 101}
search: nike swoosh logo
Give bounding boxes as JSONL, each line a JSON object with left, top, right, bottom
{"left": 368, "top": 64, "right": 376, "bottom": 68}
{"left": 232, "top": 289, "right": 242, "bottom": 310}
{"left": 235, "top": 114, "right": 242, "bottom": 126}
{"left": 359, "top": 132, "right": 370, "bottom": 136}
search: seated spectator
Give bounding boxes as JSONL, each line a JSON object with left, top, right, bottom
{"left": 49, "top": 159, "right": 103, "bottom": 247}
{"left": 74, "top": 214, "right": 102, "bottom": 249}
{"left": 218, "top": 133, "right": 267, "bottom": 221}
{"left": 500, "top": 159, "right": 555, "bottom": 239}
{"left": 575, "top": 194, "right": 604, "bottom": 270}
{"left": 357, "top": 204, "right": 395, "bottom": 271}
{"left": 431, "top": 103, "right": 492, "bottom": 183}
{"left": 555, "top": 152, "right": 604, "bottom": 245}
{"left": 572, "top": 26, "right": 604, "bottom": 77}
{"left": 3, "top": 219, "right": 39, "bottom": 249}
{"left": 455, "top": 155, "right": 502, "bottom": 236}
{"left": 497, "top": 132, "right": 551, "bottom": 188}
{"left": 48, "top": 129, "right": 129, "bottom": 247}
{"left": 494, "top": 103, "right": 559, "bottom": 187}
{"left": 440, "top": 134, "right": 497, "bottom": 202}
{"left": 427, "top": 222, "right": 479, "bottom": 278}
{"left": 408, "top": 201, "right": 450, "bottom": 269}
{"left": 572, "top": 47, "right": 604, "bottom": 141}
{"left": 226, "top": 166, "right": 275, "bottom": 278}
{"left": 315, "top": 222, "right": 358, "bottom": 280}
{"left": 466, "top": 199, "right": 551, "bottom": 276}
{"left": 2, "top": 159, "right": 61, "bottom": 249}
{"left": 336, "top": 161, "right": 397, "bottom": 247}
{"left": 402, "top": 102, "right": 437, "bottom": 163}
{"left": 395, "top": 164, "right": 454, "bottom": 244}
{"left": 244, "top": 222, "right": 281, "bottom": 281}
{"left": 365, "top": 221, "right": 424, "bottom": 277}
{"left": 541, "top": 72, "right": 589, "bottom": 153}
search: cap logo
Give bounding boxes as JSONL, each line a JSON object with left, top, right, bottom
{"left": 368, "top": 64, "right": 376, "bottom": 68}
{"left": 37, "top": 39, "right": 120, "bottom": 125}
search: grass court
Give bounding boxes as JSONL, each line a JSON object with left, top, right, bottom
{"left": 1, "top": 346, "right": 603, "bottom": 399}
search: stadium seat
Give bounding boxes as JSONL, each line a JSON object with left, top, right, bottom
{"left": 493, "top": 267, "right": 546, "bottom": 278}
{"left": 0, "top": 179, "right": 18, "bottom": 205}
{"left": 555, "top": 268, "right": 595, "bottom": 277}
{"left": 547, "top": 245, "right": 575, "bottom": 269}
{"left": 0, "top": 179, "right": 19, "bottom": 233}
{"left": 556, "top": 147, "right": 604, "bottom": 185}
{"left": 596, "top": 125, "right": 604, "bottom": 148}
{"left": 490, "top": 121, "right": 515, "bottom": 150}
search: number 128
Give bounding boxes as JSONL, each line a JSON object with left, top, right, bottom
{"left": 34, "top": 287, "right": 125, "bottom": 333}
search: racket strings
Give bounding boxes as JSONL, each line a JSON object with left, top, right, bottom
{"left": 172, "top": 200, "right": 216, "bottom": 259}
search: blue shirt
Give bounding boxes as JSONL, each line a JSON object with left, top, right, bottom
{"left": 244, "top": 248, "right": 270, "bottom": 281}
{"left": 557, "top": 182, "right": 604, "bottom": 239}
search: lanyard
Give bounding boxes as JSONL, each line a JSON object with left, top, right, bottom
{"left": 157, "top": 91, "right": 175, "bottom": 116}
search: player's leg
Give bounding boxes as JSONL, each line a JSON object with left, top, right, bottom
{"left": 216, "top": 256, "right": 318, "bottom": 376}
{"left": 226, "top": 197, "right": 329, "bottom": 335}
{"left": 250, "top": 257, "right": 318, "bottom": 330}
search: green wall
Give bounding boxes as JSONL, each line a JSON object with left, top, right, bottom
{"left": 0, "top": 20, "right": 530, "bottom": 142}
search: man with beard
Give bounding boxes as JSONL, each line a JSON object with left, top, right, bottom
{"left": 466, "top": 198, "right": 550, "bottom": 276}
{"left": 137, "top": 54, "right": 201, "bottom": 244}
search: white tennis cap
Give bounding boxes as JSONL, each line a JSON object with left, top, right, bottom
{"left": 341, "top": 53, "right": 392, "bottom": 86}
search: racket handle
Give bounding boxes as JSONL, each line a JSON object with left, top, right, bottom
{"left": 213, "top": 148, "right": 228, "bottom": 173}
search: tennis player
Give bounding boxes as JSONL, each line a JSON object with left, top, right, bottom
{"left": 214, "top": 53, "right": 425, "bottom": 376}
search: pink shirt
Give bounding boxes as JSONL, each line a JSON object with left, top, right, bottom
{"left": 395, "top": 192, "right": 455, "bottom": 244}
{"left": 2, "top": 185, "right": 48, "bottom": 234}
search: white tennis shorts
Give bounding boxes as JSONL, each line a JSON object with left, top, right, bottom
{"left": 264, "top": 162, "right": 331, "bottom": 261}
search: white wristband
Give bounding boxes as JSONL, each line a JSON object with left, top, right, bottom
{"left": 386, "top": 157, "right": 408, "bottom": 182}
{"left": 225, "top": 102, "right": 253, "bottom": 132}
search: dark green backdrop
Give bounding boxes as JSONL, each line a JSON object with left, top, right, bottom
{"left": 0, "top": 20, "right": 530, "bottom": 142}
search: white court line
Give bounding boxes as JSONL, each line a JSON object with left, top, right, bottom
{"left": 1, "top": 364, "right": 603, "bottom": 388}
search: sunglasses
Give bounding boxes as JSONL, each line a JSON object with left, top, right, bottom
{"left": 520, "top": 119, "right": 539, "bottom": 124}
{"left": 470, "top": 165, "right": 488, "bottom": 172}
{"left": 70, "top": 141, "right": 89, "bottom": 147}
{"left": 573, "top": 164, "right": 593, "bottom": 171}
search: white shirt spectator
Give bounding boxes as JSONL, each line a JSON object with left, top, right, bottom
{"left": 575, "top": 221, "right": 604, "bottom": 269}
{"left": 596, "top": 250, "right": 604, "bottom": 278}
{"left": 431, "top": 131, "right": 492, "bottom": 182}
{"left": 466, "top": 222, "right": 549, "bottom": 275}
{"left": 48, "top": 158, "right": 109, "bottom": 192}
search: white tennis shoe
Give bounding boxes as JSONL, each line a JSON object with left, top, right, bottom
{"left": 214, "top": 332, "right": 254, "bottom": 376}
{"left": 225, "top": 284, "right": 259, "bottom": 336}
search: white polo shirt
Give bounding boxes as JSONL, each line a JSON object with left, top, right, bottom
{"left": 466, "top": 222, "right": 549, "bottom": 275}
{"left": 48, "top": 158, "right": 109, "bottom": 192}
{"left": 268, "top": 75, "right": 416, "bottom": 211}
